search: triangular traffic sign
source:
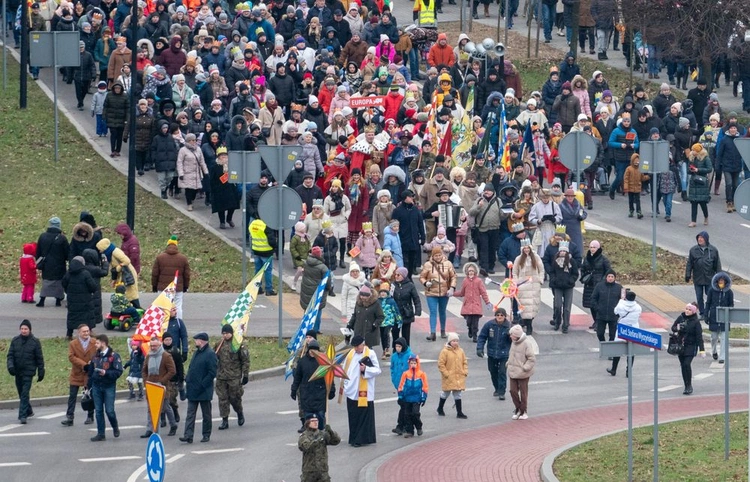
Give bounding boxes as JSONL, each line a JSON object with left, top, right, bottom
{"left": 145, "top": 382, "right": 166, "bottom": 432}
{"left": 735, "top": 138, "right": 750, "bottom": 171}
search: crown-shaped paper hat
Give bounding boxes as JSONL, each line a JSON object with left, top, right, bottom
{"left": 216, "top": 146, "right": 228, "bottom": 155}
{"left": 362, "top": 222, "right": 373, "bottom": 231}
{"left": 555, "top": 224, "right": 567, "bottom": 234}
{"left": 559, "top": 240, "right": 570, "bottom": 252}
{"left": 312, "top": 198, "right": 324, "bottom": 207}
{"left": 511, "top": 222, "right": 525, "bottom": 233}
{"left": 321, "top": 220, "right": 333, "bottom": 229}
{"left": 520, "top": 238, "right": 532, "bottom": 247}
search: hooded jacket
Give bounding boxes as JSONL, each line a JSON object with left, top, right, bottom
{"left": 686, "top": 231, "right": 721, "bottom": 286}
{"left": 392, "top": 275, "right": 421, "bottom": 323}
{"left": 69, "top": 221, "right": 102, "bottom": 260}
{"left": 706, "top": 272, "right": 734, "bottom": 332}
{"left": 346, "top": 291, "right": 384, "bottom": 349}
{"left": 398, "top": 356, "right": 428, "bottom": 403}
{"left": 62, "top": 257, "right": 99, "bottom": 331}
{"left": 507, "top": 333, "right": 535, "bottom": 379}
{"left": 115, "top": 223, "right": 141, "bottom": 274}
{"left": 159, "top": 36, "right": 187, "bottom": 77}
{"left": 613, "top": 298, "right": 642, "bottom": 341}
{"left": 225, "top": 115, "right": 249, "bottom": 151}
{"left": 437, "top": 342, "right": 467, "bottom": 391}
{"left": 150, "top": 120, "right": 179, "bottom": 172}
{"left": 390, "top": 337, "right": 414, "bottom": 389}
{"left": 300, "top": 255, "right": 329, "bottom": 310}
{"left": 590, "top": 271, "right": 623, "bottom": 322}
{"left": 102, "top": 82, "right": 129, "bottom": 128}
{"left": 82, "top": 248, "right": 109, "bottom": 326}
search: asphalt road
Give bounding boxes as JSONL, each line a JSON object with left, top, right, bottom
{"left": 0, "top": 327, "right": 747, "bottom": 482}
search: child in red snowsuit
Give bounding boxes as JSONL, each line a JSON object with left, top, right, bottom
{"left": 19, "top": 243, "right": 37, "bottom": 303}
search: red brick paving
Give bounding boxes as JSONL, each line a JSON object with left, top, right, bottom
{"left": 376, "top": 393, "right": 747, "bottom": 482}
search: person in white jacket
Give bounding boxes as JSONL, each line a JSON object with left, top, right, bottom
{"left": 340, "top": 262, "right": 366, "bottom": 322}
{"left": 606, "top": 290, "right": 642, "bottom": 377}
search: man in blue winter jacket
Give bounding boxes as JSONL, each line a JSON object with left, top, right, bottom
{"left": 476, "top": 308, "right": 512, "bottom": 400}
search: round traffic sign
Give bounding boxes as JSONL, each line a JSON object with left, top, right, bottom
{"left": 557, "top": 130, "right": 599, "bottom": 172}
{"left": 734, "top": 179, "right": 750, "bottom": 221}
{"left": 258, "top": 186, "right": 304, "bottom": 230}
{"left": 146, "top": 433, "right": 165, "bottom": 482}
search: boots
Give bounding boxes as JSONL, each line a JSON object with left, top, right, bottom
{"left": 237, "top": 411, "right": 245, "bottom": 426}
{"left": 440, "top": 331, "right": 447, "bottom": 339}
{"left": 218, "top": 417, "right": 229, "bottom": 430}
{"left": 682, "top": 77, "right": 687, "bottom": 90}
{"left": 328, "top": 287, "right": 336, "bottom": 297}
{"left": 456, "top": 399, "right": 468, "bottom": 419}
{"left": 61, "top": 417, "right": 74, "bottom": 427}
{"left": 484, "top": 4, "right": 490, "bottom": 16}
{"left": 437, "top": 397, "right": 446, "bottom": 416}
{"left": 172, "top": 406, "right": 180, "bottom": 422}
{"left": 426, "top": 332, "right": 436, "bottom": 341}
{"left": 727, "top": 202, "right": 734, "bottom": 213}
{"left": 36, "top": 297, "right": 45, "bottom": 307}
{"left": 298, "top": 418, "right": 305, "bottom": 434}
{"left": 84, "top": 413, "right": 94, "bottom": 425}
{"left": 730, "top": 202, "right": 736, "bottom": 213}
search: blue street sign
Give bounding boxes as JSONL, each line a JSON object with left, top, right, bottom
{"left": 146, "top": 433, "right": 165, "bottom": 482}
{"left": 617, "top": 324, "right": 662, "bottom": 350}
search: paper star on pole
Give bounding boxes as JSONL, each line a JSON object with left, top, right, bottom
{"left": 309, "top": 337, "right": 349, "bottom": 393}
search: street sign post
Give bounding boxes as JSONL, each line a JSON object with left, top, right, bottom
{"left": 146, "top": 432, "right": 165, "bottom": 482}
{"left": 29, "top": 31, "right": 80, "bottom": 162}
{"left": 602, "top": 324, "right": 662, "bottom": 482}
{"left": 557, "top": 130, "right": 598, "bottom": 191}
{"left": 256, "top": 146, "right": 300, "bottom": 346}
{"left": 639, "top": 140, "right": 670, "bottom": 273}
{"left": 735, "top": 138, "right": 750, "bottom": 171}
{"left": 733, "top": 179, "right": 750, "bottom": 221}
{"left": 228, "top": 151, "right": 262, "bottom": 286}
{"left": 716, "top": 306, "right": 750, "bottom": 467}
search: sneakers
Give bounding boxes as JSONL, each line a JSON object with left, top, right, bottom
{"left": 90, "top": 434, "right": 105, "bottom": 442}
{"left": 518, "top": 413, "right": 529, "bottom": 420}
{"left": 61, "top": 418, "right": 74, "bottom": 427}
{"left": 688, "top": 222, "right": 696, "bottom": 227}
{"left": 713, "top": 352, "right": 718, "bottom": 360}
{"left": 511, "top": 412, "right": 519, "bottom": 420}
{"left": 665, "top": 216, "right": 671, "bottom": 222}
{"left": 417, "top": 428, "right": 423, "bottom": 436}
{"left": 637, "top": 212, "right": 643, "bottom": 219}
{"left": 628, "top": 211, "right": 634, "bottom": 218}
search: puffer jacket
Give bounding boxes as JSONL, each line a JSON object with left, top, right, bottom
{"left": 150, "top": 121, "right": 179, "bottom": 172}
{"left": 341, "top": 270, "right": 366, "bottom": 320}
{"left": 177, "top": 144, "right": 208, "bottom": 190}
{"left": 477, "top": 320, "right": 512, "bottom": 359}
{"left": 716, "top": 132, "right": 744, "bottom": 173}
{"left": 69, "top": 221, "right": 102, "bottom": 260}
{"left": 507, "top": 334, "right": 535, "bottom": 379}
{"left": 354, "top": 234, "right": 380, "bottom": 269}
{"left": 438, "top": 343, "right": 468, "bottom": 391}
{"left": 513, "top": 252, "right": 545, "bottom": 320}
{"left": 391, "top": 338, "right": 414, "bottom": 390}
{"left": 290, "top": 234, "right": 311, "bottom": 269}
{"left": 686, "top": 231, "right": 721, "bottom": 286}
{"left": 623, "top": 154, "right": 649, "bottom": 193}
{"left": 580, "top": 248, "right": 611, "bottom": 308}
{"left": 62, "top": 258, "right": 98, "bottom": 331}
{"left": 125, "top": 109, "right": 156, "bottom": 152}
{"left": 687, "top": 148, "right": 713, "bottom": 203}
{"left": 346, "top": 293, "right": 384, "bottom": 349}
{"left": 7, "top": 333, "right": 44, "bottom": 378}
{"left": 419, "top": 256, "right": 457, "bottom": 297}
{"left": 159, "top": 37, "right": 187, "bottom": 77}
{"left": 299, "top": 255, "right": 329, "bottom": 309}
{"left": 225, "top": 115, "right": 248, "bottom": 151}
{"left": 608, "top": 123, "right": 640, "bottom": 163}
{"left": 102, "top": 82, "right": 129, "bottom": 128}
{"left": 96, "top": 238, "right": 139, "bottom": 302}
{"left": 115, "top": 224, "right": 141, "bottom": 274}
{"left": 398, "top": 357, "right": 429, "bottom": 403}
{"left": 392, "top": 276, "right": 421, "bottom": 323}
{"left": 706, "top": 272, "right": 734, "bottom": 332}
{"left": 299, "top": 136, "right": 324, "bottom": 178}
{"left": 453, "top": 271, "right": 490, "bottom": 316}
{"left": 591, "top": 276, "right": 623, "bottom": 322}
{"left": 151, "top": 244, "right": 191, "bottom": 292}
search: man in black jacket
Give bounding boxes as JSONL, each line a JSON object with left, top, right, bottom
{"left": 267, "top": 63, "right": 295, "bottom": 114}
{"left": 7, "top": 320, "right": 45, "bottom": 424}
{"left": 73, "top": 41, "right": 97, "bottom": 110}
{"left": 291, "top": 339, "right": 335, "bottom": 429}
{"left": 686, "top": 231, "right": 722, "bottom": 316}
{"left": 180, "top": 332, "right": 218, "bottom": 444}
{"left": 391, "top": 190, "right": 425, "bottom": 278}
{"left": 591, "top": 270, "right": 623, "bottom": 342}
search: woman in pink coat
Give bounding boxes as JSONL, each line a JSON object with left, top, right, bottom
{"left": 571, "top": 75, "right": 592, "bottom": 119}
{"left": 453, "top": 262, "right": 492, "bottom": 343}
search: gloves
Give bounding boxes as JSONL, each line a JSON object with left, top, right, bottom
{"left": 420, "top": 400, "right": 426, "bottom": 407}
{"left": 290, "top": 390, "right": 297, "bottom": 401}
{"left": 446, "top": 288, "right": 454, "bottom": 297}
{"left": 477, "top": 350, "right": 484, "bottom": 358}
{"left": 37, "top": 368, "right": 45, "bottom": 382}
{"left": 91, "top": 111, "right": 95, "bottom": 117}
{"left": 486, "top": 302, "right": 493, "bottom": 311}
{"left": 276, "top": 120, "right": 283, "bottom": 125}
{"left": 424, "top": 281, "right": 433, "bottom": 288}
{"left": 685, "top": 276, "right": 690, "bottom": 283}
{"left": 541, "top": 214, "right": 556, "bottom": 223}
{"left": 242, "top": 375, "right": 249, "bottom": 385}
{"left": 179, "top": 176, "right": 184, "bottom": 180}
{"left": 507, "top": 261, "right": 513, "bottom": 269}
{"left": 182, "top": 352, "right": 188, "bottom": 362}
{"left": 8, "top": 367, "right": 16, "bottom": 377}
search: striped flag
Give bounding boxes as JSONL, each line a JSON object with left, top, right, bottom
{"left": 133, "top": 271, "right": 178, "bottom": 353}
{"left": 284, "top": 274, "right": 330, "bottom": 380}
{"left": 221, "top": 259, "right": 271, "bottom": 351}
{"left": 521, "top": 122, "right": 536, "bottom": 167}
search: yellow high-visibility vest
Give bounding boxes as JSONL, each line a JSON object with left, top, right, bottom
{"left": 249, "top": 219, "right": 272, "bottom": 253}
{"left": 418, "top": 0, "right": 436, "bottom": 27}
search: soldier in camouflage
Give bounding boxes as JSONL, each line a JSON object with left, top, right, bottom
{"left": 298, "top": 414, "right": 340, "bottom": 482}
{"left": 215, "top": 324, "right": 250, "bottom": 430}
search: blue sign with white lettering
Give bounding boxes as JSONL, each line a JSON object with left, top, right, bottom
{"left": 146, "top": 433, "right": 165, "bottom": 482}
{"left": 617, "top": 324, "right": 662, "bottom": 350}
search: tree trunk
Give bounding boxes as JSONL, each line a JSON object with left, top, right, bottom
{"left": 571, "top": 0, "right": 580, "bottom": 59}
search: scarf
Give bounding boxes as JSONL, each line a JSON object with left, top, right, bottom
{"left": 79, "top": 336, "right": 90, "bottom": 351}
{"left": 148, "top": 345, "right": 164, "bottom": 375}
{"left": 343, "top": 347, "right": 371, "bottom": 407}
{"left": 349, "top": 182, "right": 361, "bottom": 205}
{"left": 330, "top": 191, "right": 345, "bottom": 212}
{"left": 102, "top": 242, "right": 115, "bottom": 261}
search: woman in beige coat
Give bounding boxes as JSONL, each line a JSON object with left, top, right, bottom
{"left": 420, "top": 247, "right": 457, "bottom": 341}
{"left": 437, "top": 332, "right": 469, "bottom": 419}
{"left": 507, "top": 324, "right": 536, "bottom": 420}
{"left": 512, "top": 238, "right": 545, "bottom": 335}
{"left": 258, "top": 94, "right": 285, "bottom": 145}
{"left": 177, "top": 133, "right": 209, "bottom": 211}
{"left": 96, "top": 238, "right": 140, "bottom": 308}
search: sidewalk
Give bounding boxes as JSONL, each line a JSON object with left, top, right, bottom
{"left": 367, "top": 393, "right": 747, "bottom": 482}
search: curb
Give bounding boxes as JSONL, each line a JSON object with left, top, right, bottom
{"left": 0, "top": 365, "right": 284, "bottom": 411}
{"left": 540, "top": 408, "right": 748, "bottom": 482}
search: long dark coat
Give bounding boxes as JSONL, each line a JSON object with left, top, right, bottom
{"left": 580, "top": 248, "right": 611, "bottom": 308}
{"left": 209, "top": 164, "right": 241, "bottom": 213}
{"left": 185, "top": 344, "right": 218, "bottom": 401}
{"left": 291, "top": 353, "right": 335, "bottom": 414}
{"left": 36, "top": 227, "right": 70, "bottom": 281}
{"left": 62, "top": 258, "right": 99, "bottom": 331}
{"left": 82, "top": 249, "right": 109, "bottom": 326}
{"left": 347, "top": 293, "right": 384, "bottom": 348}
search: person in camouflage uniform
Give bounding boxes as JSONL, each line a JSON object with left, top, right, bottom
{"left": 298, "top": 414, "right": 340, "bottom": 482}
{"left": 162, "top": 332, "right": 184, "bottom": 423}
{"left": 215, "top": 324, "right": 250, "bottom": 430}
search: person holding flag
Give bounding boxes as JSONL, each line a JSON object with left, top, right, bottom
{"left": 291, "top": 338, "right": 336, "bottom": 429}
{"left": 214, "top": 324, "right": 250, "bottom": 430}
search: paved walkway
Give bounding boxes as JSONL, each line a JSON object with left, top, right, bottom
{"left": 371, "top": 393, "right": 748, "bottom": 482}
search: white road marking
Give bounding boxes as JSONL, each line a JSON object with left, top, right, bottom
{"left": 375, "top": 386, "right": 486, "bottom": 404}
{"left": 276, "top": 409, "right": 299, "bottom": 415}
{"left": 589, "top": 347, "right": 600, "bottom": 353}
{"left": 38, "top": 412, "right": 67, "bottom": 420}
{"left": 191, "top": 448, "right": 245, "bottom": 455}
{"left": 584, "top": 221, "right": 608, "bottom": 231}
{"left": 741, "top": 224, "right": 750, "bottom": 229}
{"left": 612, "top": 395, "right": 638, "bottom": 401}
{"left": 285, "top": 443, "right": 297, "bottom": 446}
{"left": 656, "top": 385, "right": 682, "bottom": 392}
{"left": 88, "top": 425, "right": 142, "bottom": 432}
{"left": 0, "top": 462, "right": 31, "bottom": 467}
{"left": 0, "top": 424, "right": 22, "bottom": 433}
{"left": 79, "top": 456, "right": 142, "bottom": 462}
{"left": 195, "top": 417, "right": 236, "bottom": 423}
{"left": 539, "top": 289, "right": 586, "bottom": 314}
{"left": 166, "top": 454, "right": 184, "bottom": 464}
{"left": 126, "top": 464, "right": 147, "bottom": 482}
{"left": 529, "top": 379, "right": 569, "bottom": 385}
{"left": 693, "top": 373, "right": 714, "bottom": 380}
{"left": 0, "top": 432, "right": 49, "bottom": 437}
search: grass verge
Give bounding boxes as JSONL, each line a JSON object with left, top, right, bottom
{"left": 554, "top": 412, "right": 749, "bottom": 481}
{"left": 704, "top": 326, "right": 749, "bottom": 340}
{"left": 0, "top": 57, "right": 256, "bottom": 292}
{"left": 0, "top": 335, "right": 303, "bottom": 400}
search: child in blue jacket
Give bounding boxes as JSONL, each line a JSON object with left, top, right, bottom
{"left": 398, "top": 355, "right": 429, "bottom": 437}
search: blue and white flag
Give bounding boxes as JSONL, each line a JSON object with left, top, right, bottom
{"left": 284, "top": 274, "right": 330, "bottom": 379}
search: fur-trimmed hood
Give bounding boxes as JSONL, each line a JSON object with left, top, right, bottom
{"left": 72, "top": 222, "right": 95, "bottom": 242}
{"left": 572, "top": 74, "right": 588, "bottom": 91}
{"left": 383, "top": 165, "right": 406, "bottom": 183}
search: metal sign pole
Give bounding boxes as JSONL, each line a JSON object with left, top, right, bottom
{"left": 724, "top": 307, "right": 730, "bottom": 460}
{"left": 460, "top": 0, "right": 464, "bottom": 33}
{"left": 653, "top": 348, "right": 658, "bottom": 482}
{"left": 575, "top": 133, "right": 581, "bottom": 190}
{"left": 504, "top": 0, "right": 509, "bottom": 46}
{"left": 52, "top": 32, "right": 58, "bottom": 162}
{"left": 627, "top": 341, "right": 633, "bottom": 482}
{"left": 241, "top": 156, "right": 247, "bottom": 287}
{"left": 651, "top": 142, "right": 657, "bottom": 273}
{"left": 277, "top": 146, "right": 284, "bottom": 348}
{"left": 2, "top": 0, "right": 7, "bottom": 90}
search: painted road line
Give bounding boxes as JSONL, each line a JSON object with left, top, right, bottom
{"left": 612, "top": 395, "right": 639, "bottom": 401}
{"left": 285, "top": 443, "right": 297, "bottom": 447}
{"left": 0, "top": 462, "right": 31, "bottom": 467}
{"left": 195, "top": 417, "right": 236, "bottom": 423}
{"left": 584, "top": 221, "right": 608, "bottom": 231}
{"left": 191, "top": 448, "right": 245, "bottom": 455}
{"left": 540, "top": 289, "right": 586, "bottom": 315}
{"left": 126, "top": 464, "right": 147, "bottom": 482}
{"left": 0, "top": 424, "right": 22, "bottom": 433}
{"left": 166, "top": 454, "right": 185, "bottom": 464}
{"left": 38, "top": 412, "right": 67, "bottom": 420}
{"left": 656, "top": 385, "right": 682, "bottom": 392}
{"left": 588, "top": 347, "right": 600, "bottom": 353}
{"left": 741, "top": 224, "right": 750, "bottom": 229}
{"left": 693, "top": 373, "right": 714, "bottom": 380}
{"left": 79, "top": 456, "right": 142, "bottom": 463}
{"left": 88, "top": 425, "right": 142, "bottom": 432}
{"left": 0, "top": 432, "right": 50, "bottom": 437}
{"left": 529, "top": 379, "right": 569, "bottom": 385}
{"left": 276, "top": 409, "right": 299, "bottom": 415}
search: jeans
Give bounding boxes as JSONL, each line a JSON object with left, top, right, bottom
{"left": 596, "top": 29, "right": 611, "bottom": 53}
{"left": 157, "top": 171, "right": 174, "bottom": 193}
{"left": 693, "top": 284, "right": 709, "bottom": 316}
{"left": 609, "top": 160, "right": 629, "bottom": 195}
{"left": 724, "top": 171, "right": 740, "bottom": 203}
{"left": 95, "top": 114, "right": 107, "bottom": 136}
{"left": 254, "top": 255, "right": 274, "bottom": 291}
{"left": 647, "top": 44, "right": 660, "bottom": 76}
{"left": 109, "top": 126, "right": 124, "bottom": 153}
{"left": 678, "top": 161, "right": 688, "bottom": 192}
{"left": 541, "top": 3, "right": 555, "bottom": 40}
{"left": 552, "top": 287, "right": 573, "bottom": 329}
{"left": 409, "top": 47, "right": 420, "bottom": 80}
{"left": 426, "top": 296, "right": 448, "bottom": 333}
{"left": 15, "top": 376, "right": 33, "bottom": 420}
{"left": 657, "top": 191, "right": 673, "bottom": 217}
{"left": 504, "top": 0, "right": 519, "bottom": 27}
{"left": 488, "top": 356, "right": 508, "bottom": 395}
{"left": 66, "top": 385, "right": 93, "bottom": 419}
{"left": 184, "top": 400, "right": 212, "bottom": 439}
{"left": 92, "top": 383, "right": 118, "bottom": 435}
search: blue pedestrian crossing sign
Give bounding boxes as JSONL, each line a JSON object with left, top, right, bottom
{"left": 146, "top": 433, "right": 166, "bottom": 482}
{"left": 616, "top": 324, "right": 662, "bottom": 350}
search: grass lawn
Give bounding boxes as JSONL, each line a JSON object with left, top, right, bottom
{"left": 0, "top": 58, "right": 255, "bottom": 293}
{"left": 554, "top": 412, "right": 749, "bottom": 481}
{"left": 704, "top": 326, "right": 749, "bottom": 340}
{"left": 0, "top": 335, "right": 305, "bottom": 400}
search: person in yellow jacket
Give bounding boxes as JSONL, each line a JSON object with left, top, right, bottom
{"left": 249, "top": 219, "right": 278, "bottom": 296}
